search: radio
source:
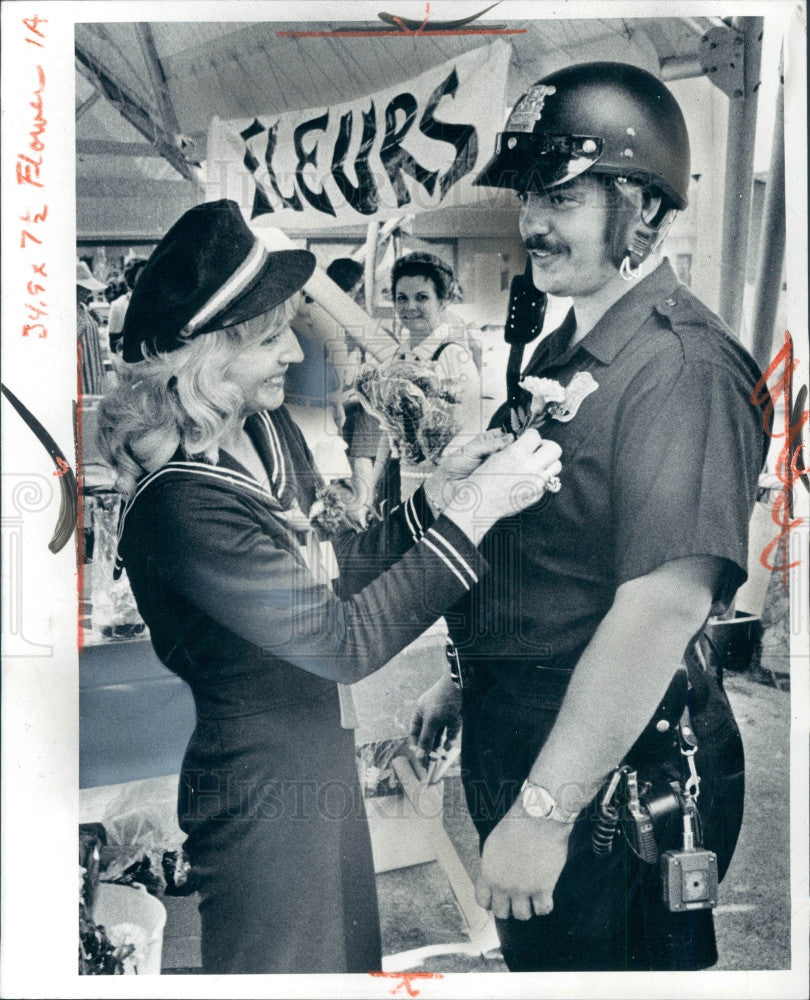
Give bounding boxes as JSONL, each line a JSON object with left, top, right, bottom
{"left": 591, "top": 766, "right": 719, "bottom": 913}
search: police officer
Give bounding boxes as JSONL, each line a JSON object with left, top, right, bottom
{"left": 411, "top": 62, "right": 770, "bottom": 971}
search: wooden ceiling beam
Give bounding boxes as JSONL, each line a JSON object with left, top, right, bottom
{"left": 76, "top": 90, "right": 101, "bottom": 121}
{"left": 75, "top": 42, "right": 203, "bottom": 188}
{"left": 135, "top": 23, "right": 183, "bottom": 140}
{"left": 76, "top": 138, "right": 163, "bottom": 157}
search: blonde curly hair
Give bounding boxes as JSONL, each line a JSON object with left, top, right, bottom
{"left": 96, "top": 304, "right": 290, "bottom": 494}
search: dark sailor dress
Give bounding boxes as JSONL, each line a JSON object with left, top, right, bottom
{"left": 116, "top": 406, "right": 487, "bottom": 974}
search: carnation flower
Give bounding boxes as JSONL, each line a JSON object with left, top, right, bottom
{"left": 511, "top": 376, "right": 566, "bottom": 433}
{"left": 105, "top": 921, "right": 148, "bottom": 975}
{"left": 513, "top": 372, "right": 598, "bottom": 434}
{"left": 520, "top": 377, "right": 567, "bottom": 418}
{"left": 510, "top": 371, "right": 599, "bottom": 496}
{"left": 308, "top": 481, "right": 368, "bottom": 535}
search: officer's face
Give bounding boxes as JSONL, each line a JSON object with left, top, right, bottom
{"left": 226, "top": 307, "right": 305, "bottom": 416}
{"left": 518, "top": 175, "right": 617, "bottom": 298}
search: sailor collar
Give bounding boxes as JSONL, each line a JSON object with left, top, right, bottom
{"left": 113, "top": 410, "right": 299, "bottom": 576}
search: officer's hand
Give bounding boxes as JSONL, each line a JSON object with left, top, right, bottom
{"left": 410, "top": 674, "right": 462, "bottom": 763}
{"left": 474, "top": 802, "right": 572, "bottom": 921}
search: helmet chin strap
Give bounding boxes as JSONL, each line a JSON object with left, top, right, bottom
{"left": 620, "top": 255, "right": 641, "bottom": 281}
{"left": 610, "top": 181, "right": 677, "bottom": 280}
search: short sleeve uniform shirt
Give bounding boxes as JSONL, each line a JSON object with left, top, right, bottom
{"left": 447, "top": 259, "right": 768, "bottom": 689}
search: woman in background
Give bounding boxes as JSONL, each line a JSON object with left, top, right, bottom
{"left": 97, "top": 200, "right": 562, "bottom": 975}
{"left": 392, "top": 251, "right": 482, "bottom": 443}
{"left": 353, "top": 251, "right": 484, "bottom": 510}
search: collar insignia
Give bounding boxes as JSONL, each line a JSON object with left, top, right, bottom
{"left": 552, "top": 371, "right": 599, "bottom": 422}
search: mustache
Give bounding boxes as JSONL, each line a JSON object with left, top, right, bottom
{"left": 524, "top": 234, "right": 567, "bottom": 253}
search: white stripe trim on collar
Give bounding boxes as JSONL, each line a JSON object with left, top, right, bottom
{"left": 257, "top": 411, "right": 286, "bottom": 496}
{"left": 115, "top": 460, "right": 280, "bottom": 554}
{"left": 183, "top": 239, "right": 268, "bottom": 335}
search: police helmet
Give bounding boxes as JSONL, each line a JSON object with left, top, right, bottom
{"left": 474, "top": 62, "right": 690, "bottom": 212}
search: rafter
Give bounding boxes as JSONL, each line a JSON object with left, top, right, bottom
{"left": 76, "top": 139, "right": 163, "bottom": 157}
{"left": 135, "top": 23, "right": 183, "bottom": 139}
{"left": 76, "top": 90, "right": 101, "bottom": 121}
{"left": 75, "top": 42, "right": 202, "bottom": 188}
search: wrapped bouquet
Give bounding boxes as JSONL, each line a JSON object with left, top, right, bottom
{"left": 355, "top": 358, "right": 460, "bottom": 465}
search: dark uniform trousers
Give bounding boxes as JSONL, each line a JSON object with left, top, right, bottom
{"left": 458, "top": 649, "right": 744, "bottom": 971}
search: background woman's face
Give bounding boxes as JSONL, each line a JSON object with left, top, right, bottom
{"left": 394, "top": 275, "right": 443, "bottom": 339}
{"left": 226, "top": 315, "right": 304, "bottom": 416}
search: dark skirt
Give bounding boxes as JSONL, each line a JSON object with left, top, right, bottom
{"left": 177, "top": 690, "right": 381, "bottom": 974}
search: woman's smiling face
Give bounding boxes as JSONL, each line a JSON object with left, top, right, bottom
{"left": 394, "top": 275, "right": 444, "bottom": 339}
{"left": 225, "top": 309, "right": 304, "bottom": 416}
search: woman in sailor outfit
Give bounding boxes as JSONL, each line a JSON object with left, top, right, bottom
{"left": 97, "top": 200, "right": 561, "bottom": 975}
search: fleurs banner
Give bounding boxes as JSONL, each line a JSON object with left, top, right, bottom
{"left": 205, "top": 40, "right": 511, "bottom": 228}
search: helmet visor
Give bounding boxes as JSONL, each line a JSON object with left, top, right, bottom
{"left": 474, "top": 132, "right": 603, "bottom": 192}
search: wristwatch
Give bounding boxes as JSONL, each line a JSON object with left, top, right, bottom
{"left": 520, "top": 780, "right": 578, "bottom": 824}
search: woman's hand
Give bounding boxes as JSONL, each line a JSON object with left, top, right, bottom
{"left": 410, "top": 674, "right": 462, "bottom": 763}
{"left": 443, "top": 430, "right": 562, "bottom": 539}
{"left": 424, "top": 429, "right": 513, "bottom": 513}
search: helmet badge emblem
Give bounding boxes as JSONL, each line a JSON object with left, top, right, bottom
{"left": 507, "top": 84, "right": 557, "bottom": 134}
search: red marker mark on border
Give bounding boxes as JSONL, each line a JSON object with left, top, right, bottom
{"left": 277, "top": 28, "right": 525, "bottom": 38}
{"left": 369, "top": 971, "right": 444, "bottom": 997}
{"left": 750, "top": 330, "right": 809, "bottom": 588}
{"left": 278, "top": 2, "right": 525, "bottom": 37}
{"left": 389, "top": 0, "right": 429, "bottom": 35}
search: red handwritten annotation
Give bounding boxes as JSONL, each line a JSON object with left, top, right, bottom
{"left": 750, "top": 330, "right": 809, "bottom": 586}
{"left": 17, "top": 16, "right": 48, "bottom": 339}
{"left": 368, "top": 971, "right": 444, "bottom": 997}
{"left": 278, "top": 1, "right": 525, "bottom": 37}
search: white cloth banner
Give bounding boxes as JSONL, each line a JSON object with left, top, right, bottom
{"left": 205, "top": 40, "right": 511, "bottom": 229}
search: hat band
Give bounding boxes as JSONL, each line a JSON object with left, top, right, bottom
{"left": 182, "top": 238, "right": 268, "bottom": 336}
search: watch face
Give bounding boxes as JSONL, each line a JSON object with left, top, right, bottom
{"left": 522, "top": 783, "right": 554, "bottom": 818}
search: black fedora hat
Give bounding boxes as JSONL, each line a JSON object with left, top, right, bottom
{"left": 122, "top": 200, "right": 316, "bottom": 362}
